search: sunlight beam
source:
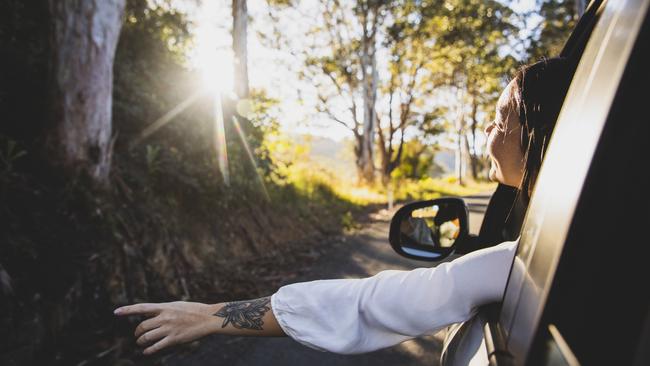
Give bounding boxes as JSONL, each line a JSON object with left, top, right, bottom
{"left": 129, "top": 90, "right": 205, "bottom": 149}
{"left": 232, "top": 115, "right": 270, "bottom": 202}
{"left": 214, "top": 93, "right": 230, "bottom": 186}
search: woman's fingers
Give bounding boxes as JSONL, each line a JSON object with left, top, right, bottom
{"left": 134, "top": 316, "right": 164, "bottom": 338}
{"left": 114, "top": 303, "right": 162, "bottom": 316}
{"left": 143, "top": 336, "right": 173, "bottom": 355}
{"left": 136, "top": 327, "right": 167, "bottom": 346}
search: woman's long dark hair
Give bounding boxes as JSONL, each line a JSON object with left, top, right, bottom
{"left": 511, "top": 57, "right": 577, "bottom": 199}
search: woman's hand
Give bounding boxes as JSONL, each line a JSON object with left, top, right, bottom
{"left": 114, "top": 301, "right": 219, "bottom": 355}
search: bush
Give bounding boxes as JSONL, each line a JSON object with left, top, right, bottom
{"left": 391, "top": 176, "right": 497, "bottom": 202}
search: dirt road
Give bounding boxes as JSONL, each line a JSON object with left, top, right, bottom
{"left": 162, "top": 194, "right": 491, "bottom": 366}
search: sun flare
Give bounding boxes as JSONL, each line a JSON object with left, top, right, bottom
{"left": 192, "top": 7, "right": 234, "bottom": 95}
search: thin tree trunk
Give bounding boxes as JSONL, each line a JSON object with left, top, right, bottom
{"left": 469, "top": 98, "right": 479, "bottom": 180}
{"left": 464, "top": 133, "right": 477, "bottom": 181}
{"left": 455, "top": 132, "right": 463, "bottom": 186}
{"left": 455, "top": 110, "right": 466, "bottom": 186}
{"left": 377, "top": 127, "right": 389, "bottom": 183}
{"left": 359, "top": 28, "right": 377, "bottom": 184}
{"left": 232, "top": 0, "right": 249, "bottom": 99}
{"left": 46, "top": 0, "right": 125, "bottom": 185}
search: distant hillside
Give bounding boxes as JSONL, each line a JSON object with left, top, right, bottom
{"left": 291, "top": 134, "right": 356, "bottom": 179}
{"left": 433, "top": 149, "right": 455, "bottom": 177}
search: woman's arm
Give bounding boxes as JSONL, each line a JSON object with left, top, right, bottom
{"left": 271, "top": 240, "right": 518, "bottom": 354}
{"left": 114, "top": 296, "right": 285, "bottom": 355}
{"left": 115, "top": 239, "right": 518, "bottom": 356}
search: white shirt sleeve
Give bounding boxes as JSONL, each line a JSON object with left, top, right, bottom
{"left": 270, "top": 240, "right": 518, "bottom": 354}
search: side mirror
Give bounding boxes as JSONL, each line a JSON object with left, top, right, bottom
{"left": 389, "top": 198, "right": 469, "bottom": 261}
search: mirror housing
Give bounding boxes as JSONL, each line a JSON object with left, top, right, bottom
{"left": 389, "top": 198, "right": 470, "bottom": 261}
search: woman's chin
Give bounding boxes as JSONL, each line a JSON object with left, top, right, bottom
{"left": 488, "top": 168, "right": 497, "bottom": 182}
{"left": 489, "top": 170, "right": 508, "bottom": 186}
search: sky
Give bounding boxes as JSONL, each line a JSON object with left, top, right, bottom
{"left": 185, "top": 0, "right": 541, "bottom": 147}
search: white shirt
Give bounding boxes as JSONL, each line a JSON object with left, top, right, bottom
{"left": 270, "top": 240, "right": 518, "bottom": 354}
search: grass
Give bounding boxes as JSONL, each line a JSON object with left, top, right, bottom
{"left": 276, "top": 159, "right": 497, "bottom": 206}
{"left": 391, "top": 176, "right": 498, "bottom": 202}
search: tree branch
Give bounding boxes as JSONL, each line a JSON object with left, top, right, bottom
{"left": 317, "top": 93, "right": 356, "bottom": 132}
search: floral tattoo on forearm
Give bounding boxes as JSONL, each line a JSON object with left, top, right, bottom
{"left": 214, "top": 297, "right": 271, "bottom": 330}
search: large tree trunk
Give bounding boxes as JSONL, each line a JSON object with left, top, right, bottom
{"left": 46, "top": 0, "right": 125, "bottom": 185}
{"left": 232, "top": 0, "right": 249, "bottom": 99}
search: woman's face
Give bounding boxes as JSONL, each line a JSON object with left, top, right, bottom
{"left": 484, "top": 79, "right": 525, "bottom": 188}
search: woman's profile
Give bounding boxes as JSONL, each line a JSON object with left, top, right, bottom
{"left": 114, "top": 57, "right": 576, "bottom": 356}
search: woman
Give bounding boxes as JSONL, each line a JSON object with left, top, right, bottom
{"left": 114, "top": 57, "right": 575, "bottom": 356}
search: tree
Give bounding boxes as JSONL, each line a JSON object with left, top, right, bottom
{"left": 46, "top": 0, "right": 126, "bottom": 185}
{"left": 390, "top": 140, "right": 442, "bottom": 180}
{"left": 377, "top": 0, "right": 518, "bottom": 185}
{"left": 233, "top": 0, "right": 250, "bottom": 98}
{"left": 377, "top": 7, "right": 447, "bottom": 187}
{"left": 356, "top": 0, "right": 382, "bottom": 184}
{"left": 265, "top": 0, "right": 520, "bottom": 186}
{"left": 527, "top": 0, "right": 579, "bottom": 61}
{"left": 417, "top": 0, "right": 518, "bottom": 183}
{"left": 291, "top": 0, "right": 391, "bottom": 184}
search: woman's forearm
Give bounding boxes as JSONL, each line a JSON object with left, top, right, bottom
{"left": 115, "top": 296, "right": 285, "bottom": 355}
{"left": 208, "top": 296, "right": 286, "bottom": 336}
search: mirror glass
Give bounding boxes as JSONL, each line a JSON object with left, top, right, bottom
{"left": 398, "top": 201, "right": 465, "bottom": 257}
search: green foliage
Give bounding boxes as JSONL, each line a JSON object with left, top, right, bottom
{"left": 392, "top": 176, "right": 497, "bottom": 201}
{"left": 113, "top": 0, "right": 196, "bottom": 144}
{"left": 341, "top": 210, "right": 359, "bottom": 231}
{"left": 269, "top": 0, "right": 527, "bottom": 184}
{"left": 390, "top": 140, "right": 443, "bottom": 180}
{"left": 527, "top": 0, "right": 578, "bottom": 60}
{"left": 145, "top": 144, "right": 162, "bottom": 174}
{"left": 0, "top": 136, "right": 27, "bottom": 176}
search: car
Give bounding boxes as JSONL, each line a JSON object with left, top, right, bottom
{"left": 387, "top": 0, "right": 650, "bottom": 364}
